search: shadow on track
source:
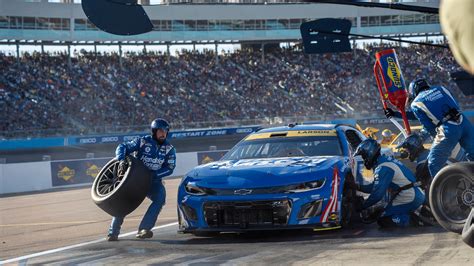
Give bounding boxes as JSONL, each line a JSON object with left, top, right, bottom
{"left": 155, "top": 223, "right": 446, "bottom": 246}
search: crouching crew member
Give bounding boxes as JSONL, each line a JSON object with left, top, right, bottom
{"left": 351, "top": 139, "right": 425, "bottom": 227}
{"left": 107, "top": 118, "right": 176, "bottom": 241}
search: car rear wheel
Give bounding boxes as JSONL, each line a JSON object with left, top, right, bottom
{"left": 91, "top": 156, "right": 152, "bottom": 217}
{"left": 429, "top": 162, "right": 474, "bottom": 234}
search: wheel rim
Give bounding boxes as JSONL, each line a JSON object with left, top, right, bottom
{"left": 95, "top": 161, "right": 126, "bottom": 197}
{"left": 436, "top": 173, "right": 474, "bottom": 223}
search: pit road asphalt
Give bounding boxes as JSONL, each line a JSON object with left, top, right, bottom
{"left": 1, "top": 178, "right": 473, "bottom": 265}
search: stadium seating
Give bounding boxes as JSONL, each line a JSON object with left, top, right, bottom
{"left": 1, "top": 42, "right": 471, "bottom": 139}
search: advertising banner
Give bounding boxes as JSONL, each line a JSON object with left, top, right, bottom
{"left": 73, "top": 126, "right": 260, "bottom": 145}
{"left": 50, "top": 158, "right": 111, "bottom": 187}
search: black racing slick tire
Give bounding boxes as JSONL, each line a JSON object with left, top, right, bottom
{"left": 341, "top": 174, "right": 357, "bottom": 228}
{"left": 91, "top": 156, "right": 152, "bottom": 217}
{"left": 429, "top": 162, "right": 474, "bottom": 234}
{"left": 462, "top": 208, "right": 474, "bottom": 248}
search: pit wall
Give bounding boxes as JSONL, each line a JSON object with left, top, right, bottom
{"left": 0, "top": 151, "right": 214, "bottom": 195}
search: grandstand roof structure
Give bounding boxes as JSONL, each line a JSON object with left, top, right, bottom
{"left": 0, "top": 0, "right": 441, "bottom": 46}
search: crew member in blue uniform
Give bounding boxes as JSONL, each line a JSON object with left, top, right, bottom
{"left": 396, "top": 133, "right": 466, "bottom": 195}
{"left": 396, "top": 134, "right": 431, "bottom": 190}
{"left": 352, "top": 139, "right": 425, "bottom": 227}
{"left": 396, "top": 133, "right": 466, "bottom": 192}
{"left": 384, "top": 78, "right": 474, "bottom": 178}
{"left": 107, "top": 118, "right": 176, "bottom": 241}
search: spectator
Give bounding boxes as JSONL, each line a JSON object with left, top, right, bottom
{"left": 0, "top": 43, "right": 471, "bottom": 139}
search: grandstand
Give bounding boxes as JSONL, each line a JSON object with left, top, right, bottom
{"left": 1, "top": 0, "right": 471, "bottom": 140}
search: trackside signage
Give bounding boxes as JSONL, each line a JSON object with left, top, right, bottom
{"left": 72, "top": 126, "right": 261, "bottom": 145}
{"left": 50, "top": 158, "right": 110, "bottom": 187}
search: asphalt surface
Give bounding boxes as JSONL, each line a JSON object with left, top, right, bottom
{"left": 1, "top": 179, "right": 473, "bottom": 265}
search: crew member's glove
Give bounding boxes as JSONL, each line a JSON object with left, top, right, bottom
{"left": 384, "top": 108, "right": 395, "bottom": 119}
{"left": 398, "top": 148, "right": 409, "bottom": 159}
{"left": 360, "top": 205, "right": 384, "bottom": 224}
{"left": 117, "top": 159, "right": 128, "bottom": 176}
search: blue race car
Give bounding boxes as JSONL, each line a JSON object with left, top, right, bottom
{"left": 177, "top": 124, "right": 367, "bottom": 234}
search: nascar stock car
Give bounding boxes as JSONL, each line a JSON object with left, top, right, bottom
{"left": 177, "top": 124, "right": 370, "bottom": 235}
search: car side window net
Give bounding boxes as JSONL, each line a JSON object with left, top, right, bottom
{"left": 345, "top": 130, "right": 362, "bottom": 151}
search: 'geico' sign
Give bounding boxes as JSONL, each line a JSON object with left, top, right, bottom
{"left": 79, "top": 138, "right": 97, "bottom": 144}
{"left": 101, "top": 136, "right": 119, "bottom": 143}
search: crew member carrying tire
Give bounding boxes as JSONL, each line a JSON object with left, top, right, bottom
{"left": 349, "top": 139, "right": 426, "bottom": 228}
{"left": 107, "top": 118, "right": 176, "bottom": 241}
{"left": 384, "top": 78, "right": 474, "bottom": 178}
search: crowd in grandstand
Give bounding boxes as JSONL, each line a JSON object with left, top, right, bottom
{"left": 1, "top": 42, "right": 471, "bottom": 138}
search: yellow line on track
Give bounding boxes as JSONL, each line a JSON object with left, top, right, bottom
{"left": 313, "top": 226, "right": 342, "bottom": 231}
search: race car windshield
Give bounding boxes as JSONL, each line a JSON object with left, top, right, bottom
{"left": 222, "top": 136, "right": 342, "bottom": 160}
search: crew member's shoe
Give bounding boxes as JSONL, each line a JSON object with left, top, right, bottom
{"left": 136, "top": 229, "right": 153, "bottom": 239}
{"left": 106, "top": 234, "right": 119, "bottom": 241}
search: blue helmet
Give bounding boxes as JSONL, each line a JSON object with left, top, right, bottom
{"left": 408, "top": 78, "right": 430, "bottom": 101}
{"left": 151, "top": 118, "right": 170, "bottom": 135}
{"left": 396, "top": 134, "right": 424, "bottom": 162}
{"left": 354, "top": 138, "right": 381, "bottom": 170}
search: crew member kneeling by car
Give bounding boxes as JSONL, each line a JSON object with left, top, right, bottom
{"left": 349, "top": 139, "right": 425, "bottom": 228}
{"left": 107, "top": 118, "right": 176, "bottom": 241}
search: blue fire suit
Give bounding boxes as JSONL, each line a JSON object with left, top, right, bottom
{"left": 415, "top": 145, "right": 466, "bottom": 183}
{"left": 359, "top": 155, "right": 425, "bottom": 227}
{"left": 390, "top": 86, "right": 473, "bottom": 177}
{"left": 410, "top": 86, "right": 474, "bottom": 177}
{"left": 108, "top": 135, "right": 176, "bottom": 237}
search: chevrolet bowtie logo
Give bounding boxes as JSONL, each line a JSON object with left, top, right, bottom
{"left": 234, "top": 189, "right": 253, "bottom": 195}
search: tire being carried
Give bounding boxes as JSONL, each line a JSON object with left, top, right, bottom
{"left": 462, "top": 208, "right": 474, "bottom": 247}
{"left": 91, "top": 156, "right": 152, "bottom": 217}
{"left": 429, "top": 162, "right": 474, "bottom": 234}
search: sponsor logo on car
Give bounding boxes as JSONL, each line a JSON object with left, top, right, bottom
{"left": 245, "top": 130, "right": 337, "bottom": 140}
{"left": 234, "top": 189, "right": 253, "bottom": 195}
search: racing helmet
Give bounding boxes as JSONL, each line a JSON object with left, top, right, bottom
{"left": 408, "top": 78, "right": 430, "bottom": 101}
{"left": 151, "top": 118, "right": 170, "bottom": 138}
{"left": 382, "top": 129, "right": 392, "bottom": 138}
{"left": 396, "top": 134, "right": 424, "bottom": 162}
{"left": 354, "top": 138, "right": 381, "bottom": 170}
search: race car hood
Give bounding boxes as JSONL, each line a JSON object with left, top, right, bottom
{"left": 185, "top": 156, "right": 342, "bottom": 189}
